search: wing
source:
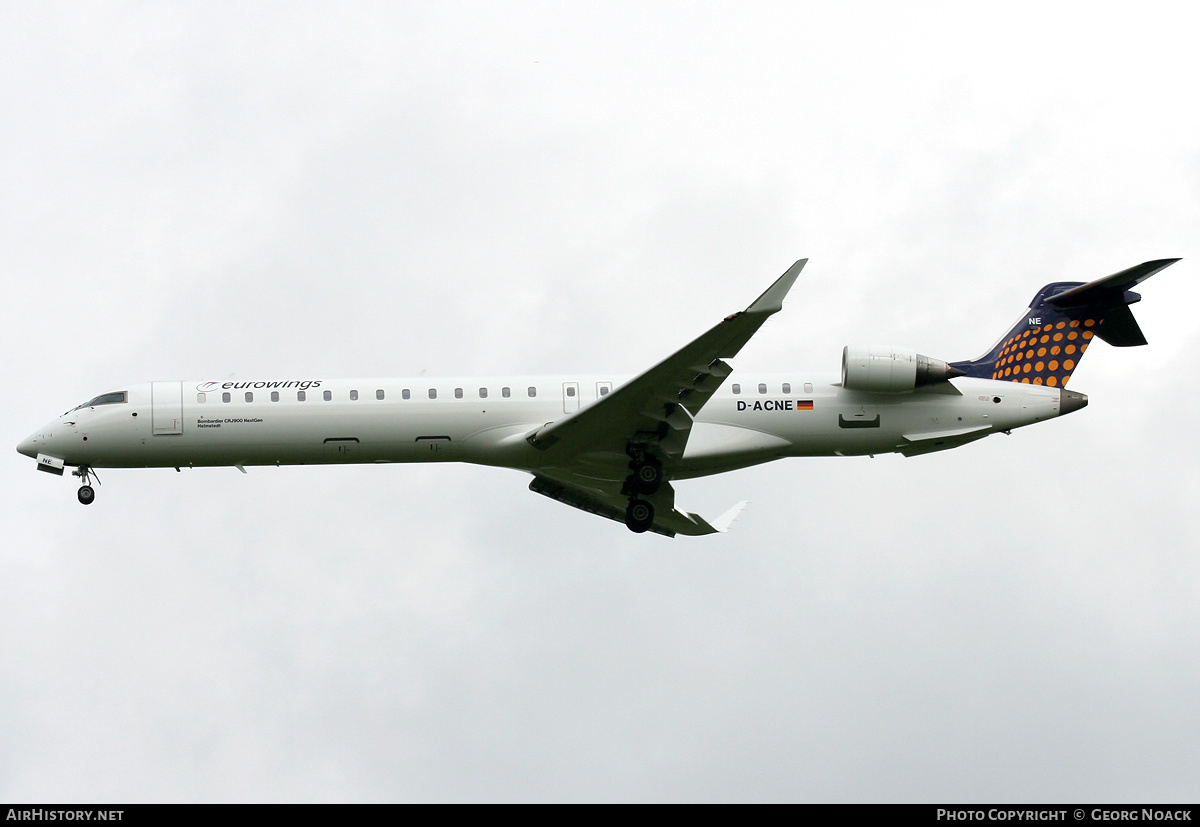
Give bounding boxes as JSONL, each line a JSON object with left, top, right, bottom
{"left": 522, "top": 258, "right": 804, "bottom": 536}
{"left": 525, "top": 259, "right": 807, "bottom": 465}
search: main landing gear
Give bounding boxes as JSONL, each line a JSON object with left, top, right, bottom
{"left": 625, "top": 499, "right": 654, "bottom": 534}
{"left": 622, "top": 444, "right": 662, "bottom": 533}
{"left": 72, "top": 465, "right": 99, "bottom": 505}
{"left": 623, "top": 445, "right": 662, "bottom": 496}
{"left": 630, "top": 459, "right": 662, "bottom": 494}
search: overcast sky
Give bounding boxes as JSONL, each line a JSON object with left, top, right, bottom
{"left": 3, "top": 1, "right": 1199, "bottom": 803}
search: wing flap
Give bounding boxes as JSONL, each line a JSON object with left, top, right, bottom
{"left": 529, "top": 474, "right": 738, "bottom": 537}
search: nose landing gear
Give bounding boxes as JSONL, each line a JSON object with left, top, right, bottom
{"left": 71, "top": 465, "right": 100, "bottom": 505}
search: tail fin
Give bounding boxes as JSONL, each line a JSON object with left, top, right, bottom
{"left": 952, "top": 259, "right": 1180, "bottom": 387}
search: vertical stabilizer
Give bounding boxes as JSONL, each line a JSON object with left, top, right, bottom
{"left": 952, "top": 259, "right": 1178, "bottom": 387}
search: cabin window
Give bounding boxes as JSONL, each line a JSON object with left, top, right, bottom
{"left": 402, "top": 389, "right": 411, "bottom": 400}
{"left": 197, "top": 393, "right": 206, "bottom": 404}
{"left": 244, "top": 392, "right": 253, "bottom": 402}
{"left": 758, "top": 383, "right": 767, "bottom": 394}
{"left": 222, "top": 392, "right": 231, "bottom": 403}
{"left": 323, "top": 390, "right": 332, "bottom": 401}
{"left": 600, "top": 386, "right": 610, "bottom": 396}
{"left": 479, "top": 388, "right": 488, "bottom": 399}
{"left": 732, "top": 384, "right": 741, "bottom": 394}
{"left": 566, "top": 386, "right": 576, "bottom": 397}
{"left": 271, "top": 391, "right": 279, "bottom": 402}
{"left": 502, "top": 387, "right": 511, "bottom": 398}
{"left": 428, "top": 388, "right": 437, "bottom": 399}
{"left": 454, "top": 388, "right": 463, "bottom": 399}
{"left": 527, "top": 386, "right": 536, "bottom": 398}
{"left": 804, "top": 382, "right": 813, "bottom": 394}
{"left": 376, "top": 389, "right": 385, "bottom": 400}
{"left": 782, "top": 383, "right": 791, "bottom": 394}
{"left": 298, "top": 390, "right": 306, "bottom": 402}
{"left": 350, "top": 390, "right": 359, "bottom": 401}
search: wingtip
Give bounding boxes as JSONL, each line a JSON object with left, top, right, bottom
{"left": 710, "top": 500, "right": 749, "bottom": 533}
{"left": 745, "top": 259, "right": 807, "bottom": 315}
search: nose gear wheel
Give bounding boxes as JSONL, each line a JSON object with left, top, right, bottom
{"left": 71, "top": 465, "right": 100, "bottom": 505}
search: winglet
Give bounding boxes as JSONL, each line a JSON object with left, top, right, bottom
{"left": 745, "top": 259, "right": 807, "bottom": 315}
{"left": 709, "top": 500, "right": 749, "bottom": 533}
{"left": 668, "top": 500, "right": 750, "bottom": 536}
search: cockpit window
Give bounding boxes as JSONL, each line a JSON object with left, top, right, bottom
{"left": 75, "top": 391, "right": 127, "bottom": 410}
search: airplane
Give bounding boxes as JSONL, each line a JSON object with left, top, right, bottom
{"left": 16, "top": 257, "right": 1179, "bottom": 537}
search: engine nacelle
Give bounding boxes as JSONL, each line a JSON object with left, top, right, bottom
{"left": 841, "top": 345, "right": 961, "bottom": 393}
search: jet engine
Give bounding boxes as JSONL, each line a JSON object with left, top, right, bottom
{"left": 841, "top": 345, "right": 962, "bottom": 393}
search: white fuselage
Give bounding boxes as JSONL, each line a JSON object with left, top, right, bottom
{"left": 18, "top": 373, "right": 1067, "bottom": 481}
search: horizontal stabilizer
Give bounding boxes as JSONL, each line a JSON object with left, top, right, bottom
{"left": 1045, "top": 258, "right": 1180, "bottom": 347}
{"left": 1045, "top": 259, "right": 1180, "bottom": 309}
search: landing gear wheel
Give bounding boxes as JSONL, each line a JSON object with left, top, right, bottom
{"left": 77, "top": 485, "right": 95, "bottom": 506}
{"left": 631, "top": 460, "right": 663, "bottom": 495}
{"left": 625, "top": 499, "right": 654, "bottom": 533}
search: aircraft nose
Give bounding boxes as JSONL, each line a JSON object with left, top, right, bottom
{"left": 17, "top": 433, "right": 38, "bottom": 458}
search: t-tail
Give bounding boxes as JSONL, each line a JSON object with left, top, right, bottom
{"left": 951, "top": 259, "right": 1180, "bottom": 388}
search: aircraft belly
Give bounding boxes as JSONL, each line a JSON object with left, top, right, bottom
{"left": 688, "top": 389, "right": 1003, "bottom": 464}
{"left": 113, "top": 400, "right": 553, "bottom": 469}
{"left": 676, "top": 422, "right": 794, "bottom": 476}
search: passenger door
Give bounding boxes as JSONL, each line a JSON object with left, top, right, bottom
{"left": 151, "top": 381, "right": 183, "bottom": 435}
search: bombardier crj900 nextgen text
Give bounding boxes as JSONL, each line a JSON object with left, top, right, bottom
{"left": 17, "top": 258, "right": 1179, "bottom": 537}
